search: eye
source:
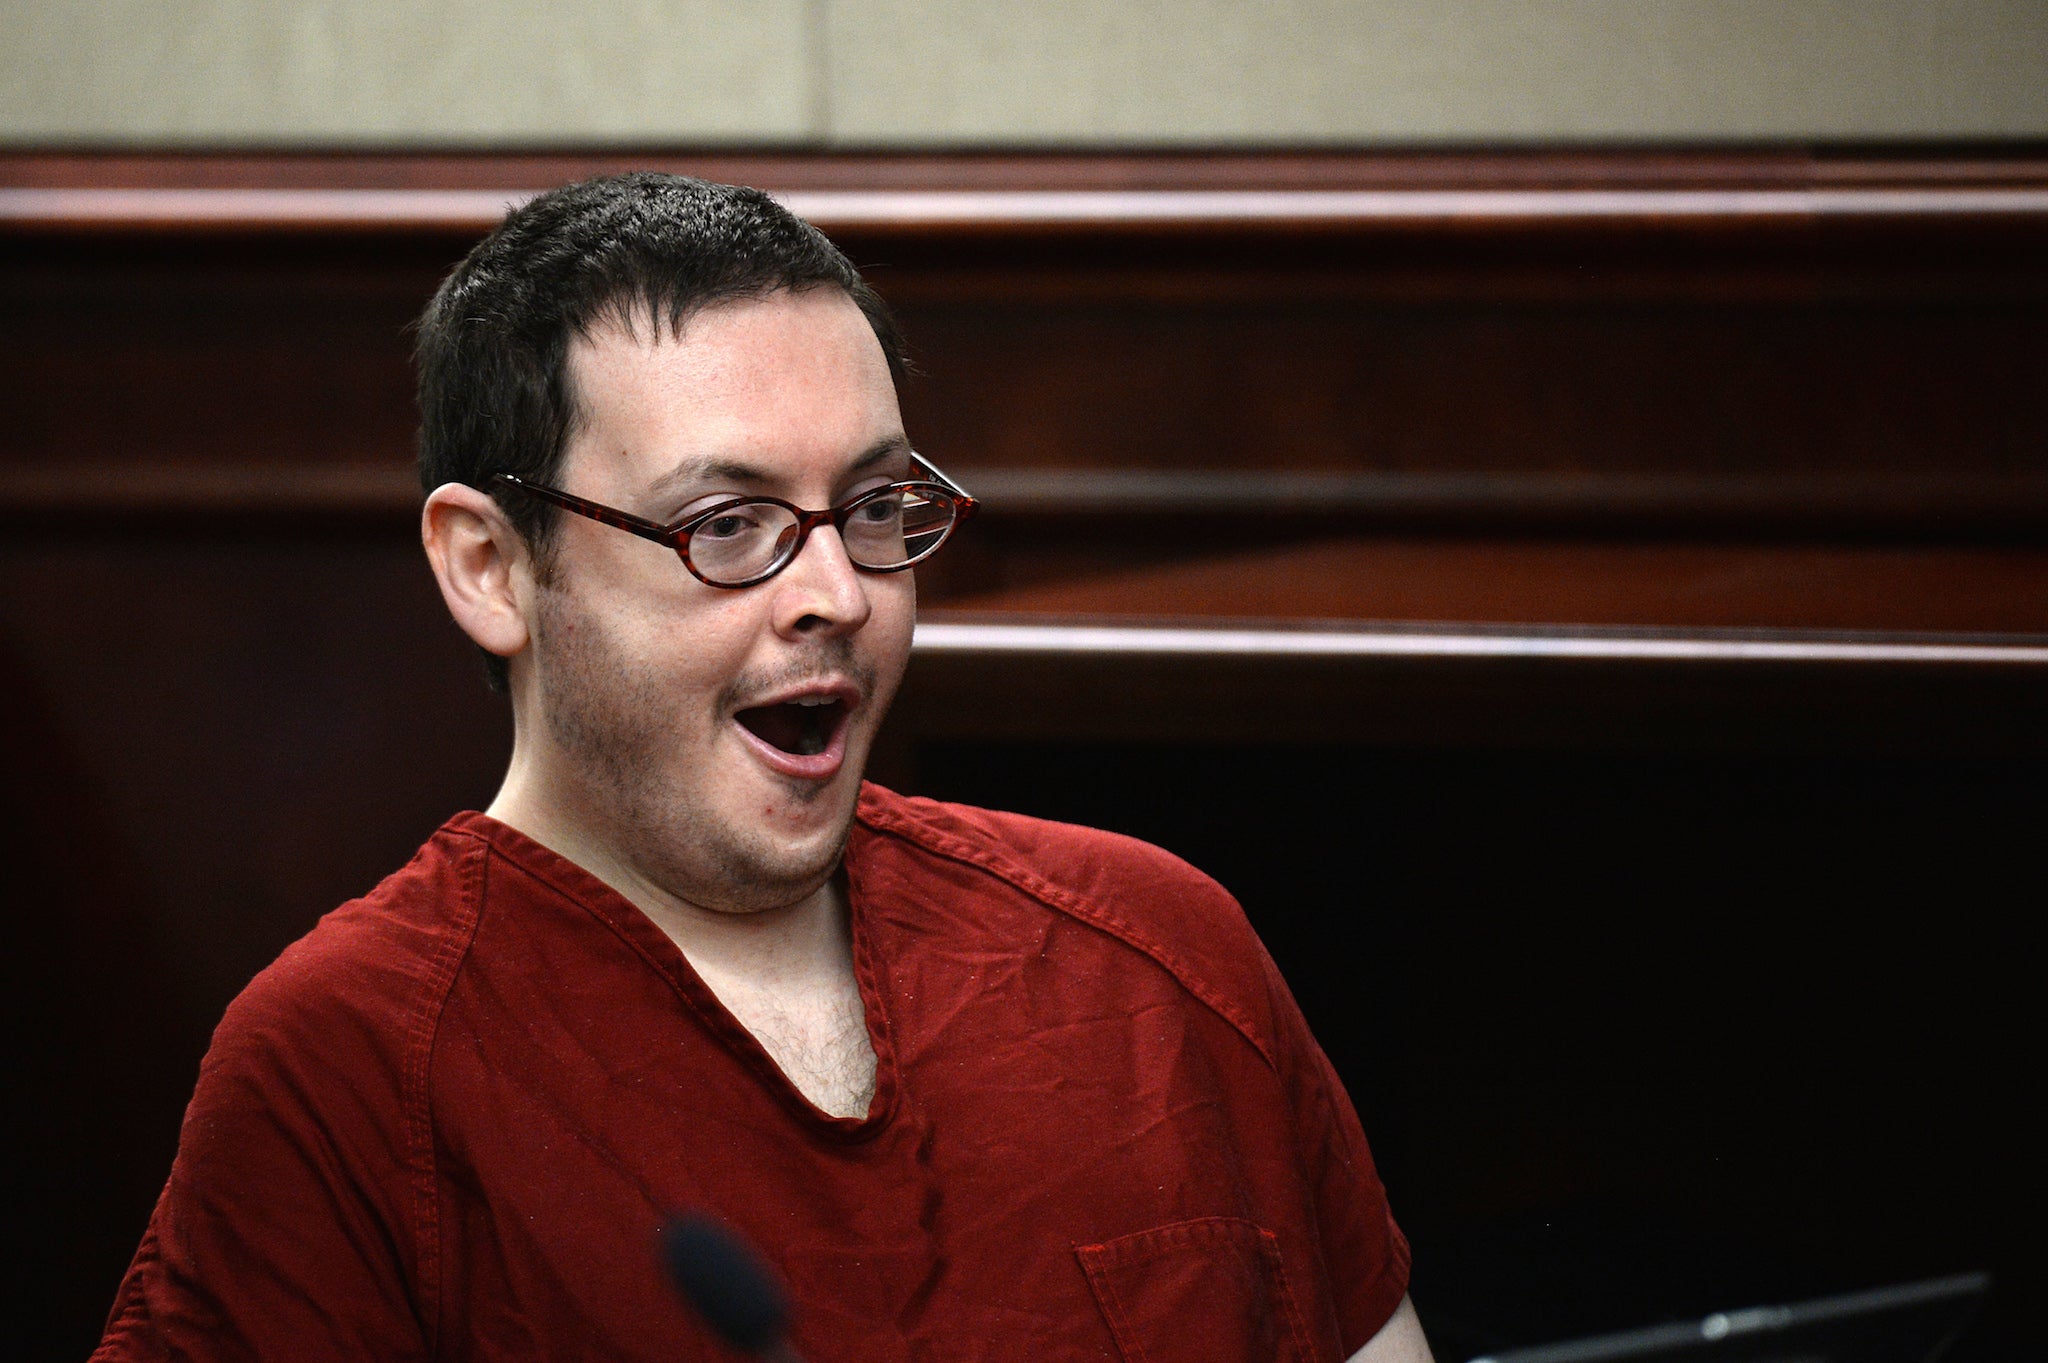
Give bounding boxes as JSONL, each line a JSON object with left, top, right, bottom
{"left": 851, "top": 490, "right": 906, "bottom": 524}
{"left": 695, "top": 506, "right": 768, "bottom": 540}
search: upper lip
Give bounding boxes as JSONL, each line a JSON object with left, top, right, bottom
{"left": 732, "top": 677, "right": 863, "bottom": 714}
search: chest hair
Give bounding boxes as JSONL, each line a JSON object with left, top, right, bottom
{"left": 716, "top": 979, "right": 877, "bottom": 1120}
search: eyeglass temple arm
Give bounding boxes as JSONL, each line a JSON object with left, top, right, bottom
{"left": 493, "top": 473, "right": 680, "bottom": 548}
{"left": 913, "top": 453, "right": 979, "bottom": 518}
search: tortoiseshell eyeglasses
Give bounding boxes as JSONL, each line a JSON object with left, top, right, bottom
{"left": 493, "top": 454, "right": 978, "bottom": 589}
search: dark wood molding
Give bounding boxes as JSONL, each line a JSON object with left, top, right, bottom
{"left": 8, "top": 146, "right": 2048, "bottom": 189}
{"left": 5, "top": 147, "right": 2047, "bottom": 239}
{"left": 926, "top": 540, "right": 2048, "bottom": 636}
{"left": 10, "top": 465, "right": 2048, "bottom": 540}
{"left": 913, "top": 612, "right": 2048, "bottom": 664}
{"left": 0, "top": 463, "right": 418, "bottom": 519}
{"left": 951, "top": 469, "right": 2048, "bottom": 539}
{"left": 894, "top": 612, "right": 2048, "bottom": 755}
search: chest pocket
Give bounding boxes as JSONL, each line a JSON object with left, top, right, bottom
{"left": 1075, "top": 1217, "right": 1316, "bottom": 1363}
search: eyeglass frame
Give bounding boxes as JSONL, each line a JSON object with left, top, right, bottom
{"left": 491, "top": 453, "right": 979, "bottom": 589}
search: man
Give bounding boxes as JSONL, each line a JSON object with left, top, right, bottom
{"left": 95, "top": 173, "right": 1428, "bottom": 1362}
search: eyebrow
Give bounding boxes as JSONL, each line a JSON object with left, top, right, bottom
{"left": 643, "top": 435, "right": 913, "bottom": 505}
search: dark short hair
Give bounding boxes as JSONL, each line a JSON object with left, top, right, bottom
{"left": 414, "top": 172, "right": 909, "bottom": 689}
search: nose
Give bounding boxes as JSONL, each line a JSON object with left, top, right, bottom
{"left": 770, "top": 522, "right": 873, "bottom": 638}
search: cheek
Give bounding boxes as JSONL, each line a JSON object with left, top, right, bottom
{"left": 866, "top": 583, "right": 918, "bottom": 680}
{"left": 553, "top": 593, "right": 745, "bottom": 722}
{"left": 874, "top": 573, "right": 917, "bottom": 639}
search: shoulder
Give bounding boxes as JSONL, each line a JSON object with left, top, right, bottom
{"left": 855, "top": 784, "right": 1286, "bottom": 1064}
{"left": 857, "top": 783, "right": 1217, "bottom": 896}
{"left": 202, "top": 815, "right": 496, "bottom": 1099}
{"left": 97, "top": 822, "right": 499, "bottom": 1358}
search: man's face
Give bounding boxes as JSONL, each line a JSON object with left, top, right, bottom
{"left": 518, "top": 288, "right": 915, "bottom": 913}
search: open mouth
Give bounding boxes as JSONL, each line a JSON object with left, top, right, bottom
{"left": 734, "top": 697, "right": 848, "bottom": 758}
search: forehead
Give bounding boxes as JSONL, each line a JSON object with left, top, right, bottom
{"left": 560, "top": 288, "right": 902, "bottom": 492}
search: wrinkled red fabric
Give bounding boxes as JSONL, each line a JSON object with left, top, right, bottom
{"left": 96, "top": 786, "right": 1409, "bottom": 1362}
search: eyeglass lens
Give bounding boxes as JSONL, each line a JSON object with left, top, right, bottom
{"left": 689, "top": 486, "right": 961, "bottom": 585}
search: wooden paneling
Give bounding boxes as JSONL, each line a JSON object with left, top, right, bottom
{"left": 1, "top": 239, "right": 443, "bottom": 483}
{"left": 7, "top": 147, "right": 2047, "bottom": 629}
{"left": 935, "top": 541, "right": 2048, "bottom": 632}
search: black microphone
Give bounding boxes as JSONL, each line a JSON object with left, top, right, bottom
{"left": 660, "top": 1214, "right": 806, "bottom": 1363}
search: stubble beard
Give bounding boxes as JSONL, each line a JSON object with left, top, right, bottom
{"left": 532, "top": 584, "right": 882, "bottom": 914}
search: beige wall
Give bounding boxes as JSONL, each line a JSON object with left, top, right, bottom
{"left": 4, "top": 0, "right": 2046, "bottom": 146}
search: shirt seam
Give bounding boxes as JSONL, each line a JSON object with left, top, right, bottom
{"left": 399, "top": 826, "right": 492, "bottom": 1357}
{"left": 856, "top": 802, "right": 1281, "bottom": 1072}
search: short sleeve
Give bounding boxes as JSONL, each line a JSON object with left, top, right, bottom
{"left": 93, "top": 958, "right": 432, "bottom": 1361}
{"left": 1261, "top": 945, "right": 1412, "bottom": 1352}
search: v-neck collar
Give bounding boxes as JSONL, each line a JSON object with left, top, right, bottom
{"left": 447, "top": 810, "right": 900, "bottom": 1144}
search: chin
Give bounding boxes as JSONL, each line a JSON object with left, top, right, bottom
{"left": 700, "top": 809, "right": 858, "bottom": 912}
{"left": 637, "top": 766, "right": 867, "bottom": 914}
{"left": 756, "top": 767, "right": 866, "bottom": 853}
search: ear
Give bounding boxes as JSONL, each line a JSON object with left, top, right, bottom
{"left": 422, "top": 482, "right": 533, "bottom": 661}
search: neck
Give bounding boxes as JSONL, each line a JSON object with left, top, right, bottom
{"left": 485, "top": 737, "right": 854, "bottom": 990}
{"left": 488, "top": 731, "right": 875, "bottom": 1118}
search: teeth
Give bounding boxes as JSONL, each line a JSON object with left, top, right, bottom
{"left": 792, "top": 696, "right": 835, "bottom": 707}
